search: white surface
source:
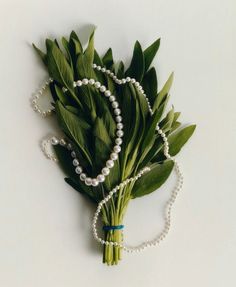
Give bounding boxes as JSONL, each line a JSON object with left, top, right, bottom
{"left": 0, "top": 0, "right": 235, "bottom": 286}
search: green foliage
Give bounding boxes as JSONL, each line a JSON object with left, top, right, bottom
{"left": 33, "top": 29, "right": 196, "bottom": 265}
{"left": 131, "top": 161, "right": 174, "bottom": 198}
{"left": 33, "top": 31, "right": 195, "bottom": 200}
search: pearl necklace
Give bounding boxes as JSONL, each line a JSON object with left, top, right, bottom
{"left": 32, "top": 64, "right": 184, "bottom": 253}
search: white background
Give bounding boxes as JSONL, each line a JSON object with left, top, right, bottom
{"left": 0, "top": 0, "right": 235, "bottom": 286}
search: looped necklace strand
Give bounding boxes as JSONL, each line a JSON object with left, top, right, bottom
{"left": 32, "top": 63, "right": 184, "bottom": 253}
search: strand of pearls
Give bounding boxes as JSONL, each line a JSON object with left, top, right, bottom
{"left": 91, "top": 64, "right": 184, "bottom": 252}
{"left": 31, "top": 78, "right": 54, "bottom": 117}
{"left": 33, "top": 63, "right": 184, "bottom": 253}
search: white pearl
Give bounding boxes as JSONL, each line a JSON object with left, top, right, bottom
{"left": 73, "top": 82, "right": 77, "bottom": 87}
{"left": 131, "top": 78, "right": 136, "bottom": 83}
{"left": 106, "top": 160, "right": 114, "bottom": 168}
{"left": 82, "top": 78, "right": 89, "bottom": 85}
{"left": 109, "top": 95, "right": 115, "bottom": 102}
{"left": 92, "top": 179, "right": 99, "bottom": 187}
{"left": 114, "top": 145, "right": 121, "bottom": 153}
{"left": 85, "top": 177, "right": 92, "bottom": 186}
{"left": 106, "top": 69, "right": 110, "bottom": 74}
{"left": 95, "top": 81, "right": 101, "bottom": 88}
{"left": 116, "top": 130, "right": 124, "bottom": 137}
{"left": 76, "top": 80, "right": 82, "bottom": 86}
{"left": 89, "top": 79, "right": 95, "bottom": 85}
{"left": 71, "top": 151, "right": 76, "bottom": 158}
{"left": 104, "top": 90, "right": 111, "bottom": 97}
{"left": 51, "top": 137, "right": 59, "bottom": 145}
{"left": 97, "top": 66, "right": 101, "bottom": 70}
{"left": 75, "top": 166, "right": 82, "bottom": 174}
{"left": 62, "top": 87, "right": 68, "bottom": 92}
{"left": 97, "top": 174, "right": 105, "bottom": 182}
{"left": 99, "top": 86, "right": 106, "bottom": 93}
{"left": 80, "top": 173, "right": 86, "bottom": 181}
{"left": 114, "top": 108, "right": 121, "bottom": 115}
{"left": 112, "top": 101, "right": 119, "bottom": 108}
{"left": 117, "top": 123, "right": 123, "bottom": 130}
{"left": 110, "top": 152, "right": 118, "bottom": 160}
{"left": 73, "top": 159, "right": 79, "bottom": 166}
{"left": 101, "top": 67, "right": 106, "bottom": 72}
{"left": 102, "top": 167, "right": 110, "bottom": 176}
{"left": 135, "top": 82, "right": 140, "bottom": 87}
{"left": 115, "top": 138, "right": 122, "bottom": 145}
{"left": 92, "top": 63, "right": 97, "bottom": 68}
{"left": 121, "top": 79, "right": 126, "bottom": 84}
{"left": 115, "top": 116, "right": 122, "bottom": 122}
{"left": 67, "top": 143, "right": 72, "bottom": 150}
{"left": 60, "top": 139, "right": 66, "bottom": 146}
{"left": 126, "top": 77, "right": 131, "bottom": 82}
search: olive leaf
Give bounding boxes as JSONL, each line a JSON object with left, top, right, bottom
{"left": 131, "top": 160, "right": 174, "bottom": 198}
{"left": 125, "top": 41, "right": 144, "bottom": 82}
{"left": 153, "top": 72, "right": 174, "bottom": 112}
{"left": 144, "top": 38, "right": 160, "bottom": 72}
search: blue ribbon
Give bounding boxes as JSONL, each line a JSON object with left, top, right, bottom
{"left": 103, "top": 225, "right": 124, "bottom": 231}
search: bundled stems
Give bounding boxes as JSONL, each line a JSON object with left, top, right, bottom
{"left": 102, "top": 184, "right": 132, "bottom": 265}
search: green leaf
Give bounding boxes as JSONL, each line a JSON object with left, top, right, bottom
{"left": 144, "top": 38, "right": 160, "bottom": 72}
{"left": 32, "top": 44, "right": 47, "bottom": 65}
{"left": 102, "top": 48, "right": 114, "bottom": 69}
{"left": 168, "top": 125, "right": 196, "bottom": 156}
{"left": 141, "top": 67, "right": 158, "bottom": 106}
{"left": 56, "top": 101, "right": 92, "bottom": 166}
{"left": 131, "top": 160, "right": 174, "bottom": 198}
{"left": 46, "top": 39, "right": 74, "bottom": 89}
{"left": 153, "top": 72, "right": 174, "bottom": 112}
{"left": 125, "top": 41, "right": 144, "bottom": 82}
{"left": 153, "top": 125, "right": 196, "bottom": 162}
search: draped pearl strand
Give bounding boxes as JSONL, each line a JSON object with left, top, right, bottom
{"left": 32, "top": 63, "right": 184, "bottom": 253}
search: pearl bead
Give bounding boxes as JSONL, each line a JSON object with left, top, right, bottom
{"left": 121, "top": 79, "right": 126, "bottom": 84}
{"left": 67, "top": 143, "right": 72, "bottom": 150}
{"left": 80, "top": 173, "right": 86, "bottom": 181}
{"left": 115, "top": 138, "right": 122, "bottom": 145}
{"left": 100, "top": 85, "right": 106, "bottom": 92}
{"left": 114, "top": 145, "right": 121, "bottom": 153}
{"left": 60, "top": 139, "right": 66, "bottom": 146}
{"left": 82, "top": 78, "right": 88, "bottom": 85}
{"left": 116, "top": 116, "right": 122, "bottom": 122}
{"left": 102, "top": 167, "right": 110, "bottom": 176}
{"left": 117, "top": 123, "right": 123, "bottom": 130}
{"left": 114, "top": 108, "right": 121, "bottom": 115}
{"left": 85, "top": 177, "right": 92, "bottom": 186}
{"left": 112, "top": 101, "right": 119, "bottom": 108}
{"left": 104, "top": 90, "right": 111, "bottom": 97}
{"left": 95, "top": 81, "right": 101, "bottom": 88}
{"left": 92, "top": 63, "right": 97, "bottom": 68}
{"left": 77, "top": 80, "right": 82, "bottom": 86}
{"left": 106, "top": 160, "right": 114, "bottom": 168}
{"left": 97, "top": 174, "right": 105, "bottom": 182}
{"left": 109, "top": 95, "right": 115, "bottom": 102}
{"left": 101, "top": 67, "right": 106, "bottom": 72}
{"left": 126, "top": 77, "right": 131, "bottom": 82}
{"left": 89, "top": 79, "right": 95, "bottom": 85}
{"left": 110, "top": 152, "right": 118, "bottom": 160}
{"left": 96, "top": 66, "right": 101, "bottom": 70}
{"left": 51, "top": 137, "right": 59, "bottom": 145}
{"left": 92, "top": 179, "right": 99, "bottom": 186}
{"left": 73, "top": 82, "right": 77, "bottom": 87}
{"left": 131, "top": 78, "right": 136, "bottom": 83}
{"left": 73, "top": 159, "right": 79, "bottom": 166}
{"left": 75, "top": 166, "right": 82, "bottom": 174}
{"left": 71, "top": 151, "right": 76, "bottom": 158}
{"left": 116, "top": 130, "right": 124, "bottom": 137}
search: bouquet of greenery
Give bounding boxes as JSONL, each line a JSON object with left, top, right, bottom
{"left": 32, "top": 29, "right": 195, "bottom": 265}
